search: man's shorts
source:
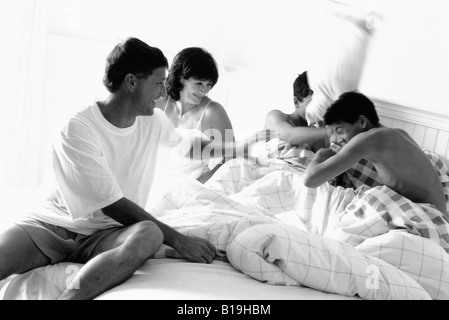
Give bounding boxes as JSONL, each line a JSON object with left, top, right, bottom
{"left": 16, "top": 219, "right": 121, "bottom": 264}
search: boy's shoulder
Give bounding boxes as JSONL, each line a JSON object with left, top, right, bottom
{"left": 266, "top": 109, "right": 287, "bottom": 118}
{"left": 265, "top": 109, "right": 289, "bottom": 124}
{"left": 364, "top": 126, "right": 399, "bottom": 139}
{"left": 349, "top": 126, "right": 397, "bottom": 150}
{"left": 358, "top": 127, "right": 413, "bottom": 152}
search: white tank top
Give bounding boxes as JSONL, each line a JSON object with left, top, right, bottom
{"left": 164, "top": 98, "right": 212, "bottom": 179}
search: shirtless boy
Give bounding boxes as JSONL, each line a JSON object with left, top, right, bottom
{"left": 304, "top": 91, "right": 447, "bottom": 216}
{"left": 264, "top": 71, "right": 328, "bottom": 152}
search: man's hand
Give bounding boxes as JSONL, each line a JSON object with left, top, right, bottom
{"left": 172, "top": 234, "right": 217, "bottom": 264}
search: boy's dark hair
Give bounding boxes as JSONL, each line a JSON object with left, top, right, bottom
{"left": 103, "top": 37, "right": 168, "bottom": 93}
{"left": 324, "top": 91, "right": 380, "bottom": 126}
{"left": 293, "top": 71, "right": 313, "bottom": 102}
{"left": 166, "top": 47, "right": 219, "bottom": 101}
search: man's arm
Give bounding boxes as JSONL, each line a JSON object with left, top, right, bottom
{"left": 304, "top": 134, "right": 370, "bottom": 188}
{"left": 102, "top": 197, "right": 216, "bottom": 263}
{"left": 265, "top": 110, "right": 327, "bottom": 147}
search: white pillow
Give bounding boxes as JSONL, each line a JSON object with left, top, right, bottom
{"left": 306, "top": 3, "right": 376, "bottom": 125}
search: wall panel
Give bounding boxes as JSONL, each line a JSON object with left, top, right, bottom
{"left": 374, "top": 98, "right": 449, "bottom": 167}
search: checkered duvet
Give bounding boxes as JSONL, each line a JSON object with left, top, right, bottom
{"left": 149, "top": 140, "right": 449, "bottom": 300}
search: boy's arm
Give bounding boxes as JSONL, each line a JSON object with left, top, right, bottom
{"left": 304, "top": 134, "right": 370, "bottom": 188}
{"left": 265, "top": 110, "right": 327, "bottom": 146}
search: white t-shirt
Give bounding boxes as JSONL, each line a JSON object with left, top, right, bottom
{"left": 30, "top": 104, "right": 178, "bottom": 235}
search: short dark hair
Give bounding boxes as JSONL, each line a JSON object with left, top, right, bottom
{"left": 166, "top": 47, "right": 219, "bottom": 101}
{"left": 324, "top": 91, "right": 379, "bottom": 126}
{"left": 103, "top": 37, "right": 168, "bottom": 93}
{"left": 293, "top": 71, "right": 313, "bottom": 102}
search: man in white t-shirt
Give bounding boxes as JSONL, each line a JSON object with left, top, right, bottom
{"left": 0, "top": 38, "right": 219, "bottom": 300}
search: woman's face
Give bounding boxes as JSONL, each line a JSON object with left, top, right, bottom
{"left": 179, "top": 77, "right": 213, "bottom": 105}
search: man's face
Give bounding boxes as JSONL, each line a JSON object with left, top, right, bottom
{"left": 134, "top": 67, "right": 167, "bottom": 116}
{"left": 329, "top": 120, "right": 364, "bottom": 150}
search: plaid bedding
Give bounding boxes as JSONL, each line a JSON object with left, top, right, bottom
{"left": 332, "top": 159, "right": 382, "bottom": 189}
{"left": 425, "top": 150, "right": 449, "bottom": 217}
{"left": 149, "top": 141, "right": 449, "bottom": 299}
{"left": 227, "top": 224, "right": 436, "bottom": 300}
{"left": 326, "top": 185, "right": 449, "bottom": 252}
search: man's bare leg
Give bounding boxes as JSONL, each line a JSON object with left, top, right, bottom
{"left": 0, "top": 224, "right": 51, "bottom": 280}
{"left": 58, "top": 221, "right": 163, "bottom": 300}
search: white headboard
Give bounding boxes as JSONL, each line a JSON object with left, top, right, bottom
{"left": 372, "top": 98, "right": 449, "bottom": 168}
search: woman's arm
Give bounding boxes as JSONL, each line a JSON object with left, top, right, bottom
{"left": 201, "top": 101, "right": 234, "bottom": 143}
{"left": 187, "top": 129, "right": 269, "bottom": 162}
{"left": 184, "top": 101, "right": 270, "bottom": 162}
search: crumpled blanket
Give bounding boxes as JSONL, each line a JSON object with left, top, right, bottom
{"left": 149, "top": 141, "right": 449, "bottom": 300}
{"left": 3, "top": 141, "right": 448, "bottom": 300}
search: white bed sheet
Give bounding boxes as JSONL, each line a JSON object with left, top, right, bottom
{"left": 0, "top": 258, "right": 359, "bottom": 300}
{"left": 98, "top": 258, "right": 359, "bottom": 300}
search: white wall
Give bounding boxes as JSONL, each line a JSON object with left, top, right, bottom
{"left": 360, "top": 0, "right": 449, "bottom": 115}
{"left": 1, "top": 0, "right": 448, "bottom": 191}
{"left": 42, "top": 0, "right": 449, "bottom": 118}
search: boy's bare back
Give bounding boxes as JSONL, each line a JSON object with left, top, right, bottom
{"left": 361, "top": 127, "right": 447, "bottom": 215}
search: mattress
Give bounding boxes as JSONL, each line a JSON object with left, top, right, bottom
{"left": 0, "top": 258, "right": 359, "bottom": 300}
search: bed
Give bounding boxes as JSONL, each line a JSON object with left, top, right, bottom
{"left": 1, "top": 98, "right": 449, "bottom": 301}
